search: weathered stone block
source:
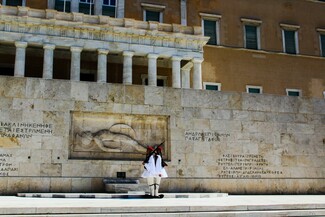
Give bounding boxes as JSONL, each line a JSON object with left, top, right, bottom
{"left": 71, "top": 81, "right": 89, "bottom": 102}
{"left": 19, "top": 163, "right": 40, "bottom": 176}
{"left": 28, "top": 178, "right": 50, "bottom": 193}
{"left": 144, "top": 86, "right": 164, "bottom": 106}
{"left": 42, "top": 79, "right": 71, "bottom": 100}
{"left": 107, "top": 84, "right": 125, "bottom": 104}
{"left": 125, "top": 85, "right": 144, "bottom": 105}
{"left": 0, "top": 76, "right": 26, "bottom": 98}
{"left": 71, "top": 178, "right": 92, "bottom": 192}
{"left": 287, "top": 123, "right": 314, "bottom": 134}
{"left": 50, "top": 178, "right": 72, "bottom": 192}
{"left": 40, "top": 163, "right": 62, "bottom": 176}
{"left": 88, "top": 82, "right": 108, "bottom": 103}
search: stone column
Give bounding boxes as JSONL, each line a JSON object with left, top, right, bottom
{"left": 97, "top": 49, "right": 109, "bottom": 83}
{"left": 180, "top": 0, "right": 187, "bottom": 26}
{"left": 181, "top": 64, "right": 193, "bottom": 89}
{"left": 47, "top": 0, "right": 55, "bottom": 9}
{"left": 192, "top": 58, "right": 204, "bottom": 90}
{"left": 70, "top": 0, "right": 79, "bottom": 12}
{"left": 14, "top": 41, "right": 28, "bottom": 77}
{"left": 123, "top": 51, "right": 134, "bottom": 85}
{"left": 171, "top": 56, "right": 182, "bottom": 88}
{"left": 43, "top": 44, "right": 55, "bottom": 79}
{"left": 94, "top": 0, "right": 102, "bottom": 15}
{"left": 147, "top": 53, "right": 159, "bottom": 86}
{"left": 116, "top": 0, "right": 125, "bottom": 18}
{"left": 70, "top": 46, "right": 83, "bottom": 81}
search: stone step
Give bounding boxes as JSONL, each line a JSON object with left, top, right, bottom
{"left": 17, "top": 192, "right": 229, "bottom": 199}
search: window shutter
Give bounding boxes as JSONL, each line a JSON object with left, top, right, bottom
{"left": 321, "top": 35, "right": 325, "bottom": 57}
{"left": 146, "top": 10, "right": 160, "bottom": 22}
{"left": 6, "top": 0, "right": 23, "bottom": 6}
{"left": 284, "top": 30, "right": 296, "bottom": 54}
{"left": 204, "top": 20, "right": 217, "bottom": 45}
{"left": 55, "top": 0, "right": 71, "bottom": 13}
{"left": 245, "top": 25, "right": 258, "bottom": 50}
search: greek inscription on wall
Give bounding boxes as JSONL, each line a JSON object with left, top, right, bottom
{"left": 0, "top": 153, "right": 18, "bottom": 176}
{"left": 0, "top": 121, "right": 53, "bottom": 139}
{"left": 217, "top": 154, "right": 283, "bottom": 179}
{"left": 185, "top": 130, "right": 230, "bottom": 142}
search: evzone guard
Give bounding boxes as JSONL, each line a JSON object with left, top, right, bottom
{"left": 141, "top": 143, "right": 168, "bottom": 198}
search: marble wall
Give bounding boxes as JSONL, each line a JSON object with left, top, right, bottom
{"left": 0, "top": 76, "right": 324, "bottom": 194}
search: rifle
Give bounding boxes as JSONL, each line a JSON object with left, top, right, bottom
{"left": 143, "top": 141, "right": 165, "bottom": 164}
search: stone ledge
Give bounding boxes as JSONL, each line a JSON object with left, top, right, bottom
{"left": 17, "top": 192, "right": 229, "bottom": 199}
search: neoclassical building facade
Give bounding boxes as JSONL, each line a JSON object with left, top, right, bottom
{"left": 0, "top": 0, "right": 324, "bottom": 195}
{"left": 0, "top": 0, "right": 324, "bottom": 97}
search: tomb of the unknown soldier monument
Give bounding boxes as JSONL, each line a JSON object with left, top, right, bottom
{"left": 0, "top": 0, "right": 324, "bottom": 198}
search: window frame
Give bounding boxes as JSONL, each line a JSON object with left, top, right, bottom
{"left": 286, "top": 88, "right": 302, "bottom": 97}
{"left": 246, "top": 85, "right": 263, "bottom": 94}
{"left": 203, "top": 82, "right": 222, "bottom": 91}
{"left": 141, "top": 3, "right": 165, "bottom": 23}
{"left": 241, "top": 18, "right": 262, "bottom": 50}
{"left": 55, "top": 0, "right": 71, "bottom": 13}
{"left": 2, "top": 0, "right": 26, "bottom": 6}
{"left": 141, "top": 74, "right": 167, "bottom": 87}
{"left": 200, "top": 13, "right": 221, "bottom": 46}
{"left": 317, "top": 28, "right": 325, "bottom": 57}
{"left": 102, "top": 0, "right": 117, "bottom": 17}
{"left": 280, "top": 24, "right": 300, "bottom": 55}
{"left": 79, "top": 0, "right": 94, "bottom": 15}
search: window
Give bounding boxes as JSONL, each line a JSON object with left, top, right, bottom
{"left": 320, "top": 34, "right": 325, "bottom": 57}
{"left": 79, "top": 0, "right": 94, "bottom": 15}
{"left": 102, "top": 0, "right": 117, "bottom": 17}
{"left": 203, "top": 82, "right": 221, "bottom": 91}
{"left": 200, "top": 13, "right": 221, "bottom": 46}
{"left": 286, "top": 89, "right": 301, "bottom": 97}
{"left": 241, "top": 18, "right": 262, "bottom": 50}
{"left": 55, "top": 0, "right": 71, "bottom": 13}
{"left": 281, "top": 24, "right": 300, "bottom": 55}
{"left": 246, "top": 85, "right": 262, "bottom": 94}
{"left": 4, "top": 0, "right": 23, "bottom": 6}
{"left": 141, "top": 3, "right": 165, "bottom": 23}
{"left": 141, "top": 74, "right": 167, "bottom": 87}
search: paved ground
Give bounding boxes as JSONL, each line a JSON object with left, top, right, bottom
{"left": 0, "top": 194, "right": 324, "bottom": 216}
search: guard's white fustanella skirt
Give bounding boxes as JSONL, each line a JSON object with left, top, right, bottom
{"left": 141, "top": 155, "right": 168, "bottom": 178}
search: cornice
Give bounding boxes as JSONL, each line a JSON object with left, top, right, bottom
{"left": 0, "top": 5, "right": 209, "bottom": 52}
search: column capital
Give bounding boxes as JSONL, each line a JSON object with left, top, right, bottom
{"left": 98, "top": 49, "right": 109, "bottom": 55}
{"left": 123, "top": 51, "right": 135, "bottom": 57}
{"left": 192, "top": 57, "right": 204, "bottom": 63}
{"left": 171, "top": 56, "right": 182, "bottom": 61}
{"left": 70, "top": 46, "right": 83, "bottom": 53}
{"left": 147, "top": 53, "right": 159, "bottom": 59}
{"left": 43, "top": 44, "right": 56, "bottom": 50}
{"left": 15, "top": 41, "right": 28, "bottom": 48}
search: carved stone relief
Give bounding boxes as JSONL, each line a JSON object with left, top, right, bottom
{"left": 70, "top": 112, "right": 169, "bottom": 160}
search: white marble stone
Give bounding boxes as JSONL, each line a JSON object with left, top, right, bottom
{"left": 192, "top": 57, "right": 204, "bottom": 90}
{"left": 122, "top": 51, "right": 134, "bottom": 85}
{"left": 42, "top": 44, "right": 55, "bottom": 79}
{"left": 70, "top": 47, "right": 83, "bottom": 81}
{"left": 147, "top": 53, "right": 159, "bottom": 86}
{"left": 14, "top": 41, "right": 28, "bottom": 77}
{"left": 171, "top": 56, "right": 182, "bottom": 88}
{"left": 97, "top": 49, "right": 109, "bottom": 83}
